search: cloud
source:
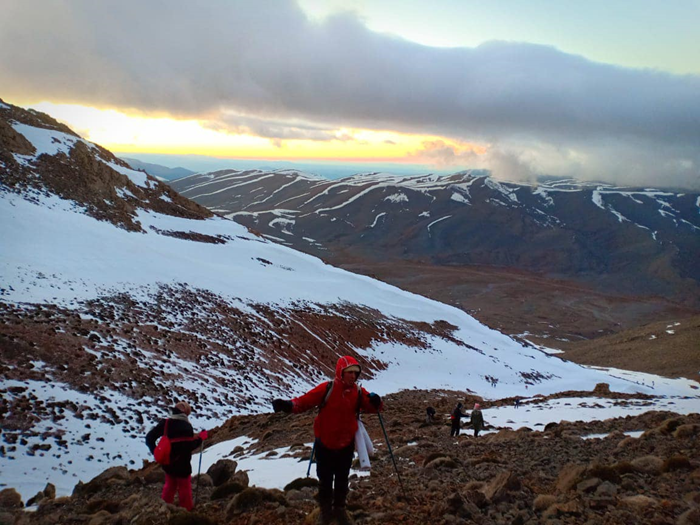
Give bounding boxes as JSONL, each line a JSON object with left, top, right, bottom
{"left": 409, "top": 140, "right": 537, "bottom": 184}
{"left": 1, "top": 0, "right": 698, "bottom": 188}
{"left": 206, "top": 112, "right": 352, "bottom": 143}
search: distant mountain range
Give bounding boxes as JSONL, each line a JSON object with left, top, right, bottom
{"left": 120, "top": 157, "right": 195, "bottom": 181}
{"left": 170, "top": 169, "right": 700, "bottom": 308}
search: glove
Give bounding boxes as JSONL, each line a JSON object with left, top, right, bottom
{"left": 369, "top": 393, "right": 382, "bottom": 409}
{"left": 272, "top": 399, "right": 293, "bottom": 413}
{"left": 199, "top": 430, "right": 208, "bottom": 440}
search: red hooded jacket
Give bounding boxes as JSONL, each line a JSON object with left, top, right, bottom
{"left": 291, "top": 355, "right": 382, "bottom": 450}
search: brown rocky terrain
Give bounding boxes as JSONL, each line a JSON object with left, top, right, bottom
{"left": 337, "top": 260, "right": 700, "bottom": 381}
{"left": 557, "top": 315, "right": 700, "bottom": 382}
{"left": 1, "top": 387, "right": 699, "bottom": 525}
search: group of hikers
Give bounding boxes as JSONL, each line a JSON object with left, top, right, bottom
{"left": 447, "top": 401, "right": 484, "bottom": 437}
{"left": 145, "top": 355, "right": 487, "bottom": 524}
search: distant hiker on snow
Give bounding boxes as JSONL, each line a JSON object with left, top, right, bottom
{"left": 450, "top": 402, "right": 468, "bottom": 436}
{"left": 471, "top": 403, "right": 485, "bottom": 437}
{"left": 145, "top": 401, "right": 208, "bottom": 511}
{"left": 426, "top": 406, "right": 436, "bottom": 423}
{"left": 272, "top": 355, "right": 383, "bottom": 525}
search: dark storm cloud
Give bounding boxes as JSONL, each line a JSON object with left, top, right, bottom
{"left": 1, "top": 0, "right": 698, "bottom": 187}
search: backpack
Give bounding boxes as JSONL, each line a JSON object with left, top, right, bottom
{"left": 153, "top": 419, "right": 193, "bottom": 465}
{"left": 318, "top": 379, "right": 363, "bottom": 419}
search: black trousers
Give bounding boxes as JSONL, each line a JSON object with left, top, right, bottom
{"left": 451, "top": 421, "right": 461, "bottom": 436}
{"left": 315, "top": 439, "right": 354, "bottom": 509}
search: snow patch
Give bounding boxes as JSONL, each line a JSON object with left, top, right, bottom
{"left": 369, "top": 212, "right": 387, "bottom": 228}
{"left": 384, "top": 193, "right": 409, "bottom": 203}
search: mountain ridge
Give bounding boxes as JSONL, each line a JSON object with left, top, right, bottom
{"left": 170, "top": 168, "right": 700, "bottom": 307}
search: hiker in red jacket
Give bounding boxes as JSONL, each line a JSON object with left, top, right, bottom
{"left": 145, "top": 401, "right": 208, "bottom": 511}
{"left": 272, "top": 355, "right": 383, "bottom": 525}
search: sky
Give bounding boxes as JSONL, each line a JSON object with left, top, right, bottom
{"left": 1, "top": 0, "right": 699, "bottom": 188}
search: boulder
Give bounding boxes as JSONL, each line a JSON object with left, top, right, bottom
{"left": 678, "top": 507, "right": 700, "bottom": 525}
{"left": 211, "top": 481, "right": 247, "bottom": 501}
{"left": 587, "top": 463, "right": 621, "bottom": 484}
{"left": 206, "top": 459, "right": 238, "bottom": 487}
{"left": 616, "top": 436, "right": 638, "bottom": 449}
{"left": 86, "top": 510, "right": 113, "bottom": 525}
{"left": 621, "top": 495, "right": 658, "bottom": 508}
{"left": 674, "top": 424, "right": 699, "bottom": 439}
{"left": 225, "top": 487, "right": 264, "bottom": 517}
{"left": 43, "top": 483, "right": 56, "bottom": 500}
{"left": 631, "top": 455, "right": 665, "bottom": 475}
{"left": 482, "top": 471, "right": 521, "bottom": 503}
{"left": 556, "top": 464, "right": 587, "bottom": 493}
{"left": 283, "top": 477, "right": 318, "bottom": 492}
{"left": 422, "top": 452, "right": 449, "bottom": 468}
{"left": 663, "top": 455, "right": 692, "bottom": 472}
{"left": 0, "top": 489, "right": 23, "bottom": 509}
{"left": 593, "top": 383, "right": 611, "bottom": 394}
{"left": 542, "top": 499, "right": 583, "bottom": 518}
{"left": 231, "top": 470, "right": 249, "bottom": 489}
{"left": 576, "top": 478, "right": 601, "bottom": 494}
{"left": 192, "top": 473, "right": 213, "bottom": 488}
{"left": 533, "top": 494, "right": 557, "bottom": 512}
{"left": 74, "top": 466, "right": 131, "bottom": 497}
{"left": 424, "top": 456, "right": 458, "bottom": 469}
{"left": 392, "top": 445, "right": 416, "bottom": 458}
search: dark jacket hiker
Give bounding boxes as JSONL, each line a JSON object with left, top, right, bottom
{"left": 272, "top": 355, "right": 383, "bottom": 525}
{"left": 450, "top": 402, "right": 467, "bottom": 436}
{"left": 146, "top": 401, "right": 207, "bottom": 511}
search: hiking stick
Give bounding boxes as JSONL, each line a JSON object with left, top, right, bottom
{"left": 194, "top": 440, "right": 204, "bottom": 508}
{"left": 306, "top": 440, "right": 317, "bottom": 477}
{"left": 377, "top": 412, "right": 408, "bottom": 500}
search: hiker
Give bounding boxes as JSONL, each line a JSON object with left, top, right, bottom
{"left": 426, "top": 406, "right": 436, "bottom": 423}
{"left": 271, "top": 355, "right": 383, "bottom": 525}
{"left": 470, "top": 403, "right": 485, "bottom": 437}
{"left": 450, "top": 402, "right": 468, "bottom": 437}
{"left": 145, "top": 401, "right": 208, "bottom": 511}
{"left": 514, "top": 397, "right": 521, "bottom": 409}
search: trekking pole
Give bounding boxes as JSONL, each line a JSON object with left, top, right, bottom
{"left": 377, "top": 412, "right": 408, "bottom": 500}
{"left": 306, "top": 440, "right": 317, "bottom": 477}
{"left": 194, "top": 440, "right": 204, "bottom": 508}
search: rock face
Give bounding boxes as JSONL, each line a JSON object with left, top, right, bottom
{"left": 0, "top": 98, "right": 213, "bottom": 232}
{"left": 2, "top": 400, "right": 699, "bottom": 525}
{"left": 170, "top": 169, "right": 700, "bottom": 305}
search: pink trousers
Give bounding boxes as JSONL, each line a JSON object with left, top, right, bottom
{"left": 162, "top": 474, "right": 193, "bottom": 511}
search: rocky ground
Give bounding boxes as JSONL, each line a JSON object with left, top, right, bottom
{"left": 1, "top": 387, "right": 698, "bottom": 525}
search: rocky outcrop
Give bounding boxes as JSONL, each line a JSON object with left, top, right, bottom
{"left": 2, "top": 400, "right": 698, "bottom": 525}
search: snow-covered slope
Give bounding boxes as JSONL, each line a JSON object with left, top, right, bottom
{"left": 1, "top": 100, "right": 698, "bottom": 501}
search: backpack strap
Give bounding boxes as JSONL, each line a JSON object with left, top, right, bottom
{"left": 318, "top": 380, "right": 334, "bottom": 411}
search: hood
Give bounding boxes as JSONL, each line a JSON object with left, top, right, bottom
{"left": 335, "top": 355, "right": 361, "bottom": 381}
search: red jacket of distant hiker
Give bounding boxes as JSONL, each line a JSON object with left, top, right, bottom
{"left": 291, "top": 355, "right": 382, "bottom": 450}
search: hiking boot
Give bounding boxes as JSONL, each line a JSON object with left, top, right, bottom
{"left": 333, "top": 507, "right": 354, "bottom": 525}
{"left": 317, "top": 504, "right": 334, "bottom": 525}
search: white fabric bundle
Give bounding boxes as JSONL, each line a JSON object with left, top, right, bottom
{"left": 354, "top": 420, "right": 374, "bottom": 470}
